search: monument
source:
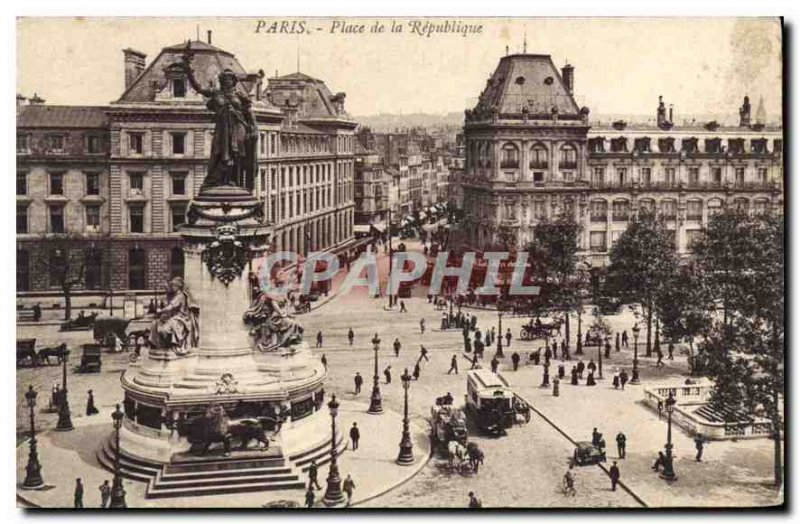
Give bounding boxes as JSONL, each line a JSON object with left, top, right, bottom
{"left": 99, "top": 44, "right": 338, "bottom": 498}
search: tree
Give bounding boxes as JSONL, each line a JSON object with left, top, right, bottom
{"left": 606, "top": 211, "right": 678, "bottom": 356}
{"left": 530, "top": 215, "right": 580, "bottom": 353}
{"left": 693, "top": 210, "right": 784, "bottom": 487}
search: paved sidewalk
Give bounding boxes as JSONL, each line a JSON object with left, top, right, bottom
{"left": 17, "top": 400, "right": 430, "bottom": 509}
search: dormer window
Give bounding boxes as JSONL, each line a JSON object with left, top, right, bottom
{"left": 658, "top": 138, "right": 676, "bottom": 153}
{"left": 610, "top": 137, "right": 628, "bottom": 153}
{"left": 705, "top": 138, "right": 722, "bottom": 154}
{"left": 588, "top": 137, "right": 605, "bottom": 153}
{"left": 633, "top": 137, "right": 651, "bottom": 153}
{"left": 751, "top": 138, "right": 768, "bottom": 154}
{"left": 681, "top": 137, "right": 699, "bottom": 154}
{"left": 172, "top": 78, "right": 186, "bottom": 98}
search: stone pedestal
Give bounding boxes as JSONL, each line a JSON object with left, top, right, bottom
{"left": 117, "top": 186, "right": 328, "bottom": 467}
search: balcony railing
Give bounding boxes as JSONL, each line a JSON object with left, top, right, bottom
{"left": 590, "top": 214, "right": 607, "bottom": 223}
{"left": 559, "top": 162, "right": 578, "bottom": 169}
{"left": 529, "top": 161, "right": 549, "bottom": 169}
{"left": 612, "top": 213, "right": 630, "bottom": 222}
{"left": 686, "top": 214, "right": 702, "bottom": 221}
{"left": 500, "top": 160, "right": 520, "bottom": 169}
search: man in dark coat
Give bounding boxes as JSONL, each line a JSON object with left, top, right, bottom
{"left": 393, "top": 338, "right": 402, "bottom": 357}
{"left": 695, "top": 434, "right": 706, "bottom": 462}
{"left": 557, "top": 363, "right": 566, "bottom": 379}
{"left": 616, "top": 432, "right": 627, "bottom": 459}
{"left": 592, "top": 427, "right": 601, "bottom": 446}
{"left": 544, "top": 346, "right": 552, "bottom": 365}
{"left": 490, "top": 356, "right": 499, "bottom": 373}
{"left": 604, "top": 340, "right": 612, "bottom": 359}
{"left": 419, "top": 345, "right": 429, "bottom": 362}
{"left": 86, "top": 390, "right": 99, "bottom": 416}
{"left": 561, "top": 340, "right": 569, "bottom": 360}
{"left": 308, "top": 459, "right": 322, "bottom": 489}
{"left": 316, "top": 331, "right": 323, "bottom": 348}
{"left": 74, "top": 478, "right": 84, "bottom": 508}
{"left": 413, "top": 362, "right": 421, "bottom": 380}
{"left": 615, "top": 332, "right": 621, "bottom": 352}
{"left": 305, "top": 485, "right": 315, "bottom": 508}
{"left": 448, "top": 354, "right": 459, "bottom": 375}
{"left": 505, "top": 329, "right": 512, "bottom": 347}
{"left": 587, "top": 359, "right": 597, "bottom": 376}
{"left": 349, "top": 422, "right": 361, "bottom": 450}
{"left": 577, "top": 360, "right": 585, "bottom": 379}
{"left": 619, "top": 369, "right": 629, "bottom": 390}
{"left": 668, "top": 342, "right": 675, "bottom": 360}
{"left": 347, "top": 328, "right": 355, "bottom": 346}
{"left": 384, "top": 366, "right": 392, "bottom": 384}
{"left": 570, "top": 366, "right": 579, "bottom": 385}
{"left": 609, "top": 462, "right": 620, "bottom": 491}
{"left": 471, "top": 353, "right": 479, "bottom": 370}
{"left": 621, "top": 330, "right": 629, "bottom": 348}
{"left": 353, "top": 372, "right": 363, "bottom": 395}
{"left": 511, "top": 352, "right": 520, "bottom": 371}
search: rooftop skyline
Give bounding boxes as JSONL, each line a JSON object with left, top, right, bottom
{"left": 17, "top": 17, "right": 782, "bottom": 120}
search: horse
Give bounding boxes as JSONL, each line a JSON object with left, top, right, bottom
{"left": 447, "top": 440, "right": 468, "bottom": 470}
{"left": 38, "top": 343, "right": 68, "bottom": 365}
{"left": 466, "top": 442, "right": 485, "bottom": 473}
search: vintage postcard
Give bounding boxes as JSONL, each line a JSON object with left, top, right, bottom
{"left": 15, "top": 17, "right": 784, "bottom": 509}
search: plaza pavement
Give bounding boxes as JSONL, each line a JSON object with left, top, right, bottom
{"left": 16, "top": 236, "right": 783, "bottom": 508}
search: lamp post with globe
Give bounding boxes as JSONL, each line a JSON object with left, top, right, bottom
{"left": 110, "top": 404, "right": 127, "bottom": 508}
{"left": 631, "top": 324, "right": 641, "bottom": 384}
{"left": 660, "top": 391, "right": 678, "bottom": 482}
{"left": 22, "top": 385, "right": 44, "bottom": 490}
{"left": 368, "top": 334, "right": 384, "bottom": 414}
{"left": 396, "top": 368, "right": 415, "bottom": 465}
{"left": 55, "top": 348, "right": 73, "bottom": 431}
{"left": 323, "top": 395, "right": 346, "bottom": 506}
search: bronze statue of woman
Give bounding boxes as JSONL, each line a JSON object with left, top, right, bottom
{"left": 182, "top": 43, "right": 258, "bottom": 189}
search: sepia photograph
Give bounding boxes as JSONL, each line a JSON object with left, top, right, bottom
{"left": 13, "top": 15, "right": 785, "bottom": 510}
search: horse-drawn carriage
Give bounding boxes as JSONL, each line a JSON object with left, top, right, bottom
{"left": 465, "top": 370, "right": 517, "bottom": 436}
{"left": 519, "top": 318, "right": 561, "bottom": 341}
{"left": 16, "top": 339, "right": 38, "bottom": 368}
{"left": 79, "top": 343, "right": 102, "bottom": 373}
{"left": 572, "top": 441, "right": 606, "bottom": 466}
{"left": 430, "top": 403, "right": 468, "bottom": 448}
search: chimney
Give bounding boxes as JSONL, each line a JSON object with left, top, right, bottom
{"left": 561, "top": 63, "right": 574, "bottom": 95}
{"left": 669, "top": 104, "right": 674, "bottom": 123}
{"left": 657, "top": 95, "right": 667, "bottom": 127}
{"left": 123, "top": 48, "right": 147, "bottom": 89}
{"left": 207, "top": 30, "right": 212, "bottom": 45}
{"left": 16, "top": 94, "right": 26, "bottom": 115}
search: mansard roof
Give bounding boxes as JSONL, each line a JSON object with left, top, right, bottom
{"left": 17, "top": 105, "right": 108, "bottom": 128}
{"left": 266, "top": 71, "right": 347, "bottom": 119}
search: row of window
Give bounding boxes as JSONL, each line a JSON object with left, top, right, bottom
{"left": 17, "top": 203, "right": 187, "bottom": 235}
{"left": 590, "top": 166, "right": 770, "bottom": 187}
{"left": 16, "top": 247, "right": 184, "bottom": 292}
{"left": 588, "top": 228, "right": 707, "bottom": 253}
{"left": 16, "top": 171, "right": 189, "bottom": 198}
{"left": 17, "top": 134, "right": 105, "bottom": 155}
{"left": 588, "top": 136, "right": 782, "bottom": 155}
{"left": 472, "top": 142, "right": 579, "bottom": 170}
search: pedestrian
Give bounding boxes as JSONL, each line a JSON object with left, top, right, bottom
{"left": 613, "top": 370, "right": 620, "bottom": 389}
{"left": 399, "top": 300, "right": 407, "bottom": 313}
{"left": 694, "top": 434, "right": 705, "bottom": 462}
{"left": 544, "top": 346, "right": 552, "bottom": 365}
{"left": 511, "top": 351, "right": 520, "bottom": 371}
{"left": 393, "top": 338, "right": 401, "bottom": 357}
{"left": 348, "top": 328, "right": 354, "bottom": 346}
{"left": 490, "top": 356, "right": 499, "bottom": 373}
{"left": 484, "top": 330, "right": 491, "bottom": 348}
{"left": 316, "top": 331, "right": 323, "bottom": 348}
{"left": 619, "top": 369, "right": 628, "bottom": 390}
{"left": 668, "top": 342, "right": 675, "bottom": 361}
{"left": 413, "top": 362, "right": 421, "bottom": 380}
{"left": 656, "top": 347, "right": 665, "bottom": 367}
{"left": 74, "top": 478, "right": 84, "bottom": 508}
{"left": 343, "top": 474, "right": 356, "bottom": 506}
{"left": 491, "top": 327, "right": 497, "bottom": 345}
{"left": 551, "top": 340, "right": 558, "bottom": 359}
{"left": 420, "top": 318, "right": 426, "bottom": 335}
{"left": 570, "top": 366, "right": 579, "bottom": 385}
{"left": 349, "top": 422, "right": 360, "bottom": 450}
{"left": 321, "top": 354, "right": 328, "bottom": 371}
{"left": 586, "top": 371, "right": 596, "bottom": 386}
{"left": 505, "top": 328, "right": 512, "bottom": 347}
{"left": 587, "top": 359, "right": 597, "bottom": 376}
{"left": 441, "top": 312, "right": 448, "bottom": 331}
{"left": 604, "top": 340, "right": 612, "bottom": 359}
{"left": 353, "top": 372, "right": 363, "bottom": 395}
{"left": 615, "top": 332, "right": 620, "bottom": 352}
{"left": 533, "top": 349, "right": 541, "bottom": 365}
{"left": 98, "top": 479, "right": 110, "bottom": 508}
{"left": 552, "top": 376, "right": 560, "bottom": 397}
{"left": 471, "top": 315, "right": 477, "bottom": 331}
{"left": 32, "top": 302, "right": 42, "bottom": 322}
{"left": 465, "top": 337, "right": 472, "bottom": 354}
{"left": 384, "top": 365, "right": 392, "bottom": 384}
{"left": 561, "top": 340, "right": 569, "bottom": 360}
{"left": 419, "top": 345, "right": 429, "bottom": 362}
{"left": 652, "top": 451, "right": 665, "bottom": 472}
{"left": 609, "top": 462, "right": 620, "bottom": 491}
{"left": 557, "top": 363, "right": 565, "bottom": 379}
{"left": 305, "top": 485, "right": 315, "bottom": 508}
{"left": 86, "top": 389, "right": 99, "bottom": 416}
{"left": 592, "top": 427, "right": 601, "bottom": 446}
{"left": 448, "top": 354, "right": 459, "bottom": 374}
{"left": 621, "top": 330, "right": 629, "bottom": 348}
{"left": 308, "top": 459, "right": 322, "bottom": 489}
{"left": 577, "top": 359, "right": 585, "bottom": 379}
{"left": 471, "top": 352, "right": 479, "bottom": 370}
{"left": 657, "top": 399, "right": 664, "bottom": 420}
{"left": 468, "top": 491, "right": 482, "bottom": 508}
{"left": 616, "top": 432, "right": 627, "bottom": 459}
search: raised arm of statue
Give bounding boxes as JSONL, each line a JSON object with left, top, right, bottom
{"left": 182, "top": 43, "right": 214, "bottom": 98}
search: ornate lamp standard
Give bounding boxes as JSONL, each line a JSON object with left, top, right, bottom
{"left": 323, "top": 395, "right": 346, "bottom": 506}
{"left": 110, "top": 404, "right": 127, "bottom": 508}
{"left": 631, "top": 324, "right": 641, "bottom": 384}
{"left": 597, "top": 343, "right": 604, "bottom": 380}
{"left": 396, "top": 368, "right": 415, "bottom": 465}
{"left": 22, "top": 385, "right": 44, "bottom": 489}
{"left": 496, "top": 308, "right": 504, "bottom": 358}
{"left": 55, "top": 349, "right": 73, "bottom": 431}
{"left": 368, "top": 334, "right": 384, "bottom": 414}
{"left": 660, "top": 391, "right": 678, "bottom": 481}
{"left": 576, "top": 309, "right": 584, "bottom": 356}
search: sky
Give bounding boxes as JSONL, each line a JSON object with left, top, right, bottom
{"left": 17, "top": 17, "right": 783, "bottom": 121}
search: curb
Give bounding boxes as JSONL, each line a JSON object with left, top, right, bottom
{"left": 514, "top": 391, "right": 650, "bottom": 508}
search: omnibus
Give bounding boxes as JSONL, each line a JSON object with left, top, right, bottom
{"left": 465, "top": 369, "right": 516, "bottom": 435}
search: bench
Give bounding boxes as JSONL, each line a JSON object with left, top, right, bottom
{"left": 17, "top": 310, "right": 36, "bottom": 322}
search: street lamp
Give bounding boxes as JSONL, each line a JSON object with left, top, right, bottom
{"left": 631, "top": 324, "right": 641, "bottom": 384}
{"left": 540, "top": 361, "right": 550, "bottom": 388}
{"left": 55, "top": 349, "right": 73, "bottom": 431}
{"left": 396, "top": 368, "right": 415, "bottom": 465}
{"left": 368, "top": 334, "right": 384, "bottom": 414}
{"left": 597, "top": 343, "right": 604, "bottom": 380}
{"left": 110, "top": 404, "right": 127, "bottom": 508}
{"left": 323, "top": 395, "right": 346, "bottom": 506}
{"left": 660, "top": 391, "right": 678, "bottom": 482}
{"left": 496, "top": 308, "right": 504, "bottom": 358}
{"left": 22, "top": 385, "right": 44, "bottom": 489}
{"left": 576, "top": 308, "right": 583, "bottom": 356}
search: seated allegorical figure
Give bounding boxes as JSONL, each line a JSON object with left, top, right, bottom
{"left": 149, "top": 277, "right": 199, "bottom": 356}
{"left": 243, "top": 288, "right": 304, "bottom": 352}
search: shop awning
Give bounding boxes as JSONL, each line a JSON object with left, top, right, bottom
{"left": 353, "top": 225, "right": 371, "bottom": 235}
{"left": 371, "top": 223, "right": 387, "bottom": 233}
